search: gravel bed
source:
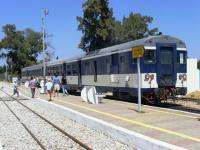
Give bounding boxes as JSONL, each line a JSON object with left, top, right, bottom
{"left": 5, "top": 100, "right": 84, "bottom": 150}
{"left": 22, "top": 100, "right": 135, "bottom": 150}
{"left": 0, "top": 87, "right": 135, "bottom": 150}
{"left": 0, "top": 100, "right": 41, "bottom": 150}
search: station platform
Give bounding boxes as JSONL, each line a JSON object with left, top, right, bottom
{"left": 2, "top": 82, "right": 200, "bottom": 150}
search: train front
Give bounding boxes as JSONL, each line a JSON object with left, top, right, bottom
{"left": 141, "top": 35, "right": 187, "bottom": 102}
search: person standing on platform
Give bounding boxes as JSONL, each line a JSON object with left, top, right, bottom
{"left": 12, "top": 80, "right": 19, "bottom": 97}
{"left": 45, "top": 78, "right": 53, "bottom": 101}
{"left": 53, "top": 73, "right": 60, "bottom": 97}
{"left": 61, "top": 74, "right": 68, "bottom": 96}
{"left": 29, "top": 76, "right": 36, "bottom": 98}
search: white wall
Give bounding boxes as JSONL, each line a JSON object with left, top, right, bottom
{"left": 187, "top": 58, "right": 199, "bottom": 94}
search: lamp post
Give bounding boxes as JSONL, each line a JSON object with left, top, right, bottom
{"left": 5, "top": 50, "right": 8, "bottom": 81}
{"left": 42, "top": 8, "right": 49, "bottom": 79}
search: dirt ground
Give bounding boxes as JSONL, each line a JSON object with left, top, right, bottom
{"left": 185, "top": 91, "right": 200, "bottom": 99}
{"left": 168, "top": 91, "right": 200, "bottom": 112}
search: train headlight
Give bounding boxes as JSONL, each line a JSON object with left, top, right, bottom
{"left": 144, "top": 73, "right": 149, "bottom": 81}
{"left": 182, "top": 74, "right": 187, "bottom": 81}
{"left": 149, "top": 74, "right": 154, "bottom": 81}
{"left": 179, "top": 74, "right": 183, "bottom": 80}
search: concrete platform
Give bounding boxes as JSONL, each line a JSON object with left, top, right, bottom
{"left": 1, "top": 82, "right": 200, "bottom": 150}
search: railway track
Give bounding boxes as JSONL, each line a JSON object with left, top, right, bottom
{"left": 0, "top": 89, "right": 92, "bottom": 150}
{"left": 160, "top": 97, "right": 200, "bottom": 114}
{"left": 105, "top": 95, "right": 200, "bottom": 115}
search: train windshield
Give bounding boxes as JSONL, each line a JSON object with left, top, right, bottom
{"left": 177, "top": 51, "right": 186, "bottom": 64}
{"left": 144, "top": 50, "right": 156, "bottom": 64}
{"left": 160, "top": 47, "right": 173, "bottom": 64}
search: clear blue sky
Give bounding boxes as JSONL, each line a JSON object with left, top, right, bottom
{"left": 0, "top": 0, "right": 200, "bottom": 64}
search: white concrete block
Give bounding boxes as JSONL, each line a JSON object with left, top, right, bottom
{"left": 187, "top": 58, "right": 199, "bottom": 94}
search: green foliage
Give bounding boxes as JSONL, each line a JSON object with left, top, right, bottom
{"left": 198, "top": 60, "right": 200, "bottom": 69}
{"left": 0, "top": 65, "right": 6, "bottom": 74}
{"left": 77, "top": 0, "right": 115, "bottom": 52}
{"left": 116, "top": 13, "right": 158, "bottom": 43}
{"left": 77, "top": 0, "right": 158, "bottom": 52}
{"left": 0, "top": 24, "right": 43, "bottom": 75}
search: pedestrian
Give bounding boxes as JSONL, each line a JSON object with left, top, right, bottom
{"left": 61, "top": 74, "right": 69, "bottom": 96}
{"left": 29, "top": 76, "right": 36, "bottom": 98}
{"left": 53, "top": 73, "right": 60, "bottom": 97}
{"left": 45, "top": 78, "right": 53, "bottom": 101}
{"left": 12, "top": 80, "right": 19, "bottom": 97}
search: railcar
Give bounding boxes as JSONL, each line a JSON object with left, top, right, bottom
{"left": 22, "top": 35, "right": 187, "bottom": 103}
{"left": 21, "top": 64, "right": 43, "bottom": 82}
{"left": 46, "top": 59, "right": 66, "bottom": 80}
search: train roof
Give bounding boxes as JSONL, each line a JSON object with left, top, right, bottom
{"left": 22, "top": 63, "right": 43, "bottom": 71}
{"left": 46, "top": 58, "right": 66, "bottom": 66}
{"left": 81, "top": 35, "right": 186, "bottom": 60}
{"left": 22, "top": 35, "right": 186, "bottom": 70}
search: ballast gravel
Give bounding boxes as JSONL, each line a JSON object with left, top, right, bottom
{"left": 0, "top": 101, "right": 41, "bottom": 150}
{"left": 0, "top": 88, "right": 135, "bottom": 150}
{"left": 22, "top": 99, "right": 135, "bottom": 150}
{"left": 5, "top": 100, "right": 84, "bottom": 150}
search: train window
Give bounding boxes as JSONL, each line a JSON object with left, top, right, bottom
{"left": 144, "top": 50, "right": 156, "bottom": 64}
{"left": 67, "top": 65, "right": 70, "bottom": 69}
{"left": 177, "top": 52, "right": 186, "bottom": 64}
{"left": 106, "top": 58, "right": 110, "bottom": 73}
{"left": 67, "top": 71, "right": 71, "bottom": 75}
{"left": 120, "top": 56, "right": 125, "bottom": 63}
{"left": 160, "top": 47, "right": 173, "bottom": 64}
{"left": 72, "top": 64, "right": 76, "bottom": 69}
{"left": 72, "top": 70, "right": 77, "bottom": 75}
{"left": 85, "top": 62, "right": 90, "bottom": 75}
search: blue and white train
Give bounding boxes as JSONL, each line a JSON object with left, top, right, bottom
{"left": 22, "top": 35, "right": 187, "bottom": 103}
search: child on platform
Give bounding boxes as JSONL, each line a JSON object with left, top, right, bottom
{"left": 45, "top": 78, "right": 53, "bottom": 101}
{"left": 12, "top": 80, "right": 19, "bottom": 97}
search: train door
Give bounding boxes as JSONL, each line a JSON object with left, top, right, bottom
{"left": 111, "top": 53, "right": 119, "bottom": 74}
{"left": 156, "top": 44, "right": 176, "bottom": 87}
{"left": 78, "top": 60, "right": 82, "bottom": 87}
{"left": 93, "top": 60, "right": 97, "bottom": 82}
{"left": 63, "top": 63, "right": 66, "bottom": 75}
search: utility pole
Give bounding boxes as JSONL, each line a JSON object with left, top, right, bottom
{"left": 42, "top": 8, "right": 49, "bottom": 79}
{"left": 5, "top": 50, "right": 8, "bottom": 81}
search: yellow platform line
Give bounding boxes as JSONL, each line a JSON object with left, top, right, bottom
{"left": 53, "top": 98, "right": 200, "bottom": 143}
{"left": 104, "top": 100, "right": 198, "bottom": 119}
{"left": 19, "top": 87, "right": 200, "bottom": 143}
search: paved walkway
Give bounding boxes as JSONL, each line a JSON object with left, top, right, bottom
{"left": 1, "top": 82, "right": 200, "bottom": 149}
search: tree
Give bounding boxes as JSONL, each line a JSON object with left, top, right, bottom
{"left": 77, "top": 0, "right": 115, "bottom": 52}
{"left": 0, "top": 24, "right": 44, "bottom": 75}
{"left": 118, "top": 13, "right": 158, "bottom": 43}
{"left": 77, "top": 1, "right": 158, "bottom": 52}
{"left": 0, "top": 65, "right": 6, "bottom": 74}
{"left": 198, "top": 60, "right": 200, "bottom": 69}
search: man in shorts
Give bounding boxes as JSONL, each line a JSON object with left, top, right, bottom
{"left": 53, "top": 73, "right": 60, "bottom": 97}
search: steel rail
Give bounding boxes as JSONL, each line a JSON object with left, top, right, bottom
{"left": 0, "top": 97, "right": 46, "bottom": 150}
{"left": 0, "top": 89, "right": 92, "bottom": 150}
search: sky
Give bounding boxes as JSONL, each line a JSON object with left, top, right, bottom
{"left": 0, "top": 0, "right": 200, "bottom": 65}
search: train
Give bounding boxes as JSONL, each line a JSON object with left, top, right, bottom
{"left": 22, "top": 35, "right": 187, "bottom": 103}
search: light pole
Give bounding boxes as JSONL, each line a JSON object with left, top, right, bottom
{"left": 42, "top": 8, "right": 49, "bottom": 79}
{"left": 5, "top": 50, "right": 8, "bottom": 81}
